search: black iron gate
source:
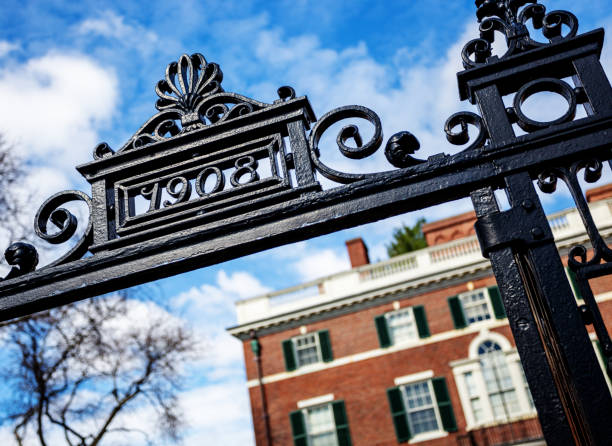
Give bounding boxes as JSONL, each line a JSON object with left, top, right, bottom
{"left": 1, "top": 1, "right": 611, "bottom": 444}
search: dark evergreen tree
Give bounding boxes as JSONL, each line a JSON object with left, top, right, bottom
{"left": 386, "top": 218, "right": 427, "bottom": 257}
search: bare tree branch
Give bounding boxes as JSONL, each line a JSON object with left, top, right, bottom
{"left": 0, "top": 293, "right": 198, "bottom": 446}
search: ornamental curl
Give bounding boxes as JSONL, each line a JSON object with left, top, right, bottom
{"left": 34, "top": 190, "right": 93, "bottom": 267}
{"left": 308, "top": 105, "right": 424, "bottom": 184}
{"left": 463, "top": 1, "right": 579, "bottom": 68}
{"left": 2, "top": 242, "right": 38, "bottom": 280}
{"left": 308, "top": 105, "right": 385, "bottom": 184}
{"left": 384, "top": 132, "right": 423, "bottom": 168}
{"left": 537, "top": 170, "right": 557, "bottom": 193}
{"left": 444, "top": 112, "right": 488, "bottom": 151}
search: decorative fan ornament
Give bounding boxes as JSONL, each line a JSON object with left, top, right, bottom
{"left": 155, "top": 53, "right": 224, "bottom": 113}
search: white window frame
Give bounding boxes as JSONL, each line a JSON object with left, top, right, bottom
{"left": 292, "top": 332, "right": 323, "bottom": 368}
{"left": 458, "top": 288, "right": 494, "bottom": 326}
{"left": 301, "top": 402, "right": 339, "bottom": 446}
{"left": 385, "top": 307, "right": 419, "bottom": 345}
{"left": 451, "top": 331, "right": 536, "bottom": 429}
{"left": 394, "top": 372, "right": 449, "bottom": 443}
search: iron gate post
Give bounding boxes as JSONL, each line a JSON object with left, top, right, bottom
{"left": 473, "top": 173, "right": 612, "bottom": 445}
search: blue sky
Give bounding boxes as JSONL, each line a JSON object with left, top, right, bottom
{"left": 1, "top": 1, "right": 612, "bottom": 444}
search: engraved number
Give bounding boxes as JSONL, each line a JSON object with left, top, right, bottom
{"left": 196, "top": 166, "right": 225, "bottom": 197}
{"left": 230, "top": 156, "right": 259, "bottom": 187}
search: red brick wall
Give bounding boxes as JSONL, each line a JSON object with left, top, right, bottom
{"left": 250, "top": 325, "right": 520, "bottom": 446}
{"left": 243, "top": 268, "right": 612, "bottom": 445}
{"left": 422, "top": 211, "right": 477, "bottom": 246}
{"left": 244, "top": 276, "right": 498, "bottom": 380}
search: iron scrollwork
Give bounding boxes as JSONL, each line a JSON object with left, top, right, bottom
{"left": 444, "top": 111, "right": 488, "bottom": 151}
{"left": 306, "top": 105, "right": 426, "bottom": 184}
{"left": 537, "top": 157, "right": 612, "bottom": 377}
{"left": 463, "top": 0, "right": 578, "bottom": 69}
{"left": 2, "top": 190, "right": 92, "bottom": 281}
{"left": 307, "top": 105, "right": 491, "bottom": 184}
{"left": 34, "top": 190, "right": 93, "bottom": 268}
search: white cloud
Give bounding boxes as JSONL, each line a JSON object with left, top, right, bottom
{"left": 0, "top": 41, "right": 18, "bottom": 58}
{"left": 168, "top": 271, "right": 263, "bottom": 445}
{"left": 0, "top": 52, "right": 118, "bottom": 168}
{"left": 76, "top": 11, "right": 159, "bottom": 56}
{"left": 180, "top": 379, "right": 254, "bottom": 446}
{"left": 171, "top": 270, "right": 270, "bottom": 370}
{"left": 217, "top": 270, "right": 271, "bottom": 299}
{"left": 173, "top": 270, "right": 271, "bottom": 313}
{"left": 292, "top": 248, "right": 349, "bottom": 282}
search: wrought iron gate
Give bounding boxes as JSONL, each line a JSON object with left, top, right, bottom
{"left": 1, "top": 1, "right": 611, "bottom": 444}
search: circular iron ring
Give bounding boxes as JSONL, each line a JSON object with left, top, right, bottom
{"left": 513, "top": 77, "right": 577, "bottom": 133}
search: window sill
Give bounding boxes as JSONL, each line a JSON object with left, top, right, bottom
{"left": 408, "top": 430, "right": 449, "bottom": 444}
{"left": 291, "top": 361, "right": 324, "bottom": 373}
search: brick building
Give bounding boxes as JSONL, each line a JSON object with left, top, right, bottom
{"left": 228, "top": 185, "right": 612, "bottom": 446}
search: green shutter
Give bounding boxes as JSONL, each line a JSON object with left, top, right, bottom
{"left": 566, "top": 267, "right": 583, "bottom": 300}
{"left": 413, "top": 305, "right": 431, "bottom": 338}
{"left": 282, "top": 339, "right": 296, "bottom": 371}
{"left": 448, "top": 295, "right": 467, "bottom": 329}
{"left": 488, "top": 286, "right": 506, "bottom": 319}
{"left": 387, "top": 387, "right": 411, "bottom": 442}
{"left": 332, "top": 401, "right": 352, "bottom": 446}
{"left": 432, "top": 377, "right": 457, "bottom": 432}
{"left": 375, "top": 314, "right": 392, "bottom": 347}
{"left": 319, "top": 330, "right": 333, "bottom": 362}
{"left": 289, "top": 410, "right": 307, "bottom": 446}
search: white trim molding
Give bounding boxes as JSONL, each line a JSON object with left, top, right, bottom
{"left": 452, "top": 332, "right": 537, "bottom": 430}
{"left": 395, "top": 370, "right": 434, "bottom": 386}
{"left": 297, "top": 393, "right": 335, "bottom": 408}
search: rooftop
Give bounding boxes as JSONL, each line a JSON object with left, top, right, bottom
{"left": 228, "top": 192, "right": 612, "bottom": 338}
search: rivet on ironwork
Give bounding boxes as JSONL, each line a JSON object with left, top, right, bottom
{"left": 579, "top": 305, "right": 594, "bottom": 325}
{"left": 506, "top": 107, "right": 517, "bottom": 123}
{"left": 516, "top": 318, "right": 530, "bottom": 331}
{"left": 531, "top": 227, "right": 544, "bottom": 239}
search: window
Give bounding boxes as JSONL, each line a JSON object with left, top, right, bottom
{"left": 464, "top": 371, "right": 484, "bottom": 424}
{"left": 305, "top": 405, "right": 337, "bottom": 446}
{"left": 478, "top": 341, "right": 521, "bottom": 419}
{"left": 295, "top": 333, "right": 321, "bottom": 367}
{"left": 290, "top": 401, "right": 352, "bottom": 446}
{"left": 282, "top": 330, "right": 333, "bottom": 371}
{"left": 452, "top": 334, "right": 536, "bottom": 428}
{"left": 460, "top": 290, "right": 491, "bottom": 324}
{"left": 375, "top": 306, "right": 430, "bottom": 348}
{"left": 403, "top": 381, "right": 440, "bottom": 434}
{"left": 387, "top": 377, "right": 456, "bottom": 442}
{"left": 448, "top": 286, "right": 506, "bottom": 329}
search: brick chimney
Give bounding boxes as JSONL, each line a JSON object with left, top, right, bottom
{"left": 345, "top": 237, "right": 370, "bottom": 268}
{"left": 586, "top": 183, "right": 612, "bottom": 202}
